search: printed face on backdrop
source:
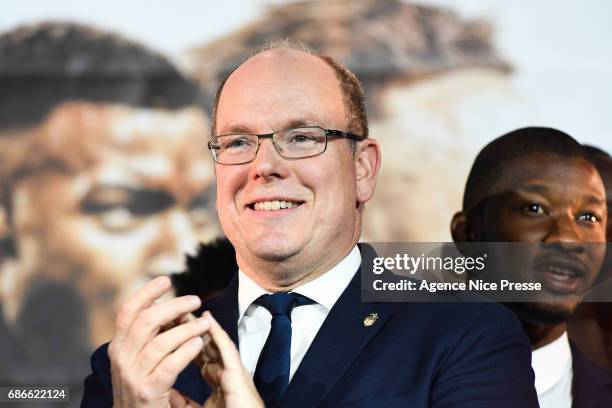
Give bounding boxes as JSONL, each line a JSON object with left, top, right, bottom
{"left": 473, "top": 154, "right": 606, "bottom": 324}
{"left": 363, "top": 68, "right": 532, "bottom": 242}
{"left": 1, "top": 101, "right": 218, "bottom": 345}
{"left": 213, "top": 49, "right": 379, "bottom": 287}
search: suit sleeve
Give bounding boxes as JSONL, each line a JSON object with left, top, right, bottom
{"left": 430, "top": 304, "right": 539, "bottom": 408}
{"left": 81, "top": 343, "right": 114, "bottom": 408}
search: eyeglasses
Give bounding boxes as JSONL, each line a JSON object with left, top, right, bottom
{"left": 208, "top": 126, "right": 366, "bottom": 165}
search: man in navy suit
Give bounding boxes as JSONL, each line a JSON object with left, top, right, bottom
{"left": 82, "top": 41, "right": 538, "bottom": 407}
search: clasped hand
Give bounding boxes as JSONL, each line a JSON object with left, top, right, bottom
{"left": 108, "top": 276, "right": 263, "bottom": 408}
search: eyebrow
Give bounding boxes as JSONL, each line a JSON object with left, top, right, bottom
{"left": 514, "top": 184, "right": 605, "bottom": 206}
{"left": 217, "top": 125, "right": 256, "bottom": 135}
{"left": 217, "top": 118, "right": 320, "bottom": 136}
{"left": 515, "top": 184, "right": 550, "bottom": 195}
{"left": 583, "top": 194, "right": 606, "bottom": 206}
{"left": 283, "top": 119, "right": 319, "bottom": 130}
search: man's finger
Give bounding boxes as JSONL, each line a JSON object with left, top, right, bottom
{"left": 137, "top": 316, "right": 211, "bottom": 375}
{"left": 202, "top": 336, "right": 221, "bottom": 363}
{"left": 203, "top": 311, "right": 243, "bottom": 371}
{"left": 114, "top": 276, "right": 172, "bottom": 343}
{"left": 122, "top": 295, "right": 202, "bottom": 357}
{"left": 169, "top": 389, "right": 187, "bottom": 407}
{"left": 169, "top": 389, "right": 203, "bottom": 408}
{"left": 147, "top": 336, "right": 204, "bottom": 392}
{"left": 160, "top": 311, "right": 196, "bottom": 335}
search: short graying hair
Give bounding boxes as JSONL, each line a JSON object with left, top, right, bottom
{"left": 210, "top": 39, "right": 368, "bottom": 142}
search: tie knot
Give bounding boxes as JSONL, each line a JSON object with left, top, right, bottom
{"left": 255, "top": 292, "right": 314, "bottom": 317}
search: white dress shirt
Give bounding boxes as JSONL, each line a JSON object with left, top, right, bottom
{"left": 237, "top": 245, "right": 361, "bottom": 380}
{"left": 532, "top": 331, "right": 573, "bottom": 408}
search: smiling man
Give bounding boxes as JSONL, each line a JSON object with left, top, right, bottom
{"left": 451, "top": 127, "right": 612, "bottom": 407}
{"left": 185, "top": 0, "right": 524, "bottom": 243}
{"left": 83, "top": 41, "right": 538, "bottom": 407}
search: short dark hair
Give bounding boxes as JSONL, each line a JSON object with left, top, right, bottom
{"left": 583, "top": 144, "right": 612, "bottom": 198}
{"left": 463, "top": 127, "right": 588, "bottom": 212}
{"left": 583, "top": 145, "right": 611, "bottom": 167}
{"left": 0, "top": 21, "right": 201, "bottom": 131}
{"left": 209, "top": 39, "right": 368, "bottom": 139}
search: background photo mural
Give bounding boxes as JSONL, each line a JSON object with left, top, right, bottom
{"left": 1, "top": 0, "right": 611, "bottom": 404}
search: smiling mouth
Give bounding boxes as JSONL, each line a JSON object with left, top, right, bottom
{"left": 248, "top": 200, "right": 304, "bottom": 211}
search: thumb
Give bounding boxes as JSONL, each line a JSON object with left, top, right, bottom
{"left": 169, "top": 389, "right": 203, "bottom": 408}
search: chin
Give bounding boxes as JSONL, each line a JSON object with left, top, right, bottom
{"left": 246, "top": 236, "right": 304, "bottom": 263}
{"left": 510, "top": 300, "right": 577, "bottom": 325}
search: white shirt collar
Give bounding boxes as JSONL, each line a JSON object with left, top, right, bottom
{"left": 531, "top": 331, "right": 572, "bottom": 396}
{"left": 238, "top": 245, "right": 361, "bottom": 320}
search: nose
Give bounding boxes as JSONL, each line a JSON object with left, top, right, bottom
{"left": 147, "top": 208, "right": 199, "bottom": 276}
{"left": 250, "top": 138, "right": 290, "bottom": 180}
{"left": 543, "top": 212, "right": 586, "bottom": 253}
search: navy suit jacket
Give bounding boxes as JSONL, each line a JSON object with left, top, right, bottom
{"left": 571, "top": 342, "right": 612, "bottom": 407}
{"left": 82, "top": 245, "right": 538, "bottom": 407}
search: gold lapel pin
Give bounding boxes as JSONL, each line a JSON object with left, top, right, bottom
{"left": 363, "top": 313, "right": 378, "bottom": 327}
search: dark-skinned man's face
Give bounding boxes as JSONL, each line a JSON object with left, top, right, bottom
{"left": 471, "top": 153, "right": 607, "bottom": 324}
{"left": 1, "top": 101, "right": 219, "bottom": 345}
{"left": 589, "top": 153, "right": 612, "bottom": 285}
{"left": 602, "top": 158, "right": 612, "bottom": 241}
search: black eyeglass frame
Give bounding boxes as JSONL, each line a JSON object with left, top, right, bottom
{"left": 207, "top": 126, "right": 366, "bottom": 165}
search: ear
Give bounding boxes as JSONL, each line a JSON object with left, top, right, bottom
{"left": 451, "top": 210, "right": 484, "bottom": 242}
{"left": 451, "top": 210, "right": 485, "bottom": 258}
{"left": 354, "top": 138, "right": 381, "bottom": 206}
{"left": 451, "top": 211, "right": 470, "bottom": 242}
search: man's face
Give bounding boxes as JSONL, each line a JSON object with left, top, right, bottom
{"left": 590, "top": 154, "right": 612, "bottom": 286}
{"left": 214, "top": 50, "right": 374, "bottom": 286}
{"left": 476, "top": 153, "right": 607, "bottom": 323}
{"left": 596, "top": 156, "right": 612, "bottom": 241}
{"left": 2, "top": 102, "right": 218, "bottom": 342}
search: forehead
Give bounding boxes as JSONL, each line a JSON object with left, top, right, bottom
{"left": 216, "top": 49, "right": 346, "bottom": 133}
{"left": 489, "top": 154, "right": 604, "bottom": 199}
{"left": 27, "top": 102, "right": 207, "bottom": 165}
{"left": 4, "top": 101, "right": 213, "bottom": 191}
{"left": 50, "top": 102, "right": 207, "bottom": 149}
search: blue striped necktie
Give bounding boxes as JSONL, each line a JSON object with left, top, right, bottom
{"left": 253, "top": 292, "right": 314, "bottom": 406}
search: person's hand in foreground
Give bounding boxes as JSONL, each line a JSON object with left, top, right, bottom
{"left": 108, "top": 276, "right": 262, "bottom": 408}
{"left": 170, "top": 311, "right": 263, "bottom": 408}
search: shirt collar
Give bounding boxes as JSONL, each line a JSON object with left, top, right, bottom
{"left": 531, "top": 331, "right": 572, "bottom": 396}
{"left": 238, "top": 245, "right": 361, "bottom": 320}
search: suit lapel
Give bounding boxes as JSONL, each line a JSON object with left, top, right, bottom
{"left": 570, "top": 343, "right": 612, "bottom": 407}
{"left": 180, "top": 274, "right": 239, "bottom": 402}
{"left": 279, "top": 259, "right": 395, "bottom": 407}
{"left": 202, "top": 273, "right": 239, "bottom": 346}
